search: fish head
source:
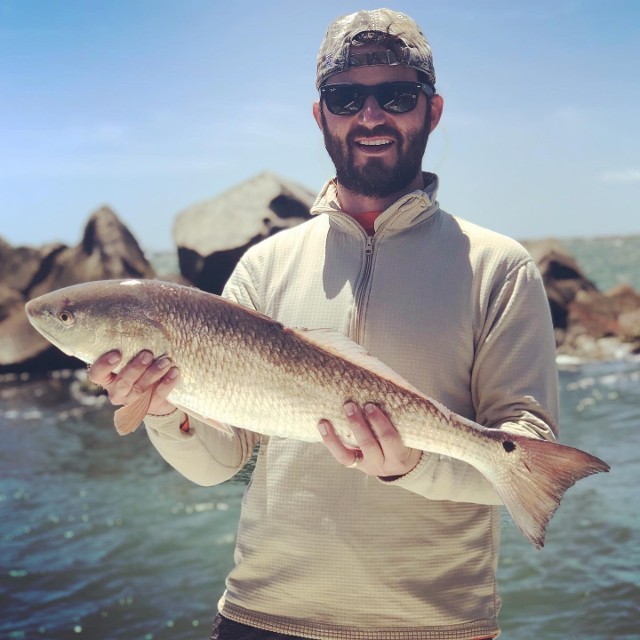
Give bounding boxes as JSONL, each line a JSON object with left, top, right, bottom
{"left": 25, "top": 279, "right": 171, "bottom": 368}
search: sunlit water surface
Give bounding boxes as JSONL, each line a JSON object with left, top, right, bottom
{"left": 1, "top": 361, "right": 638, "bottom": 640}
{"left": 2, "top": 238, "right": 639, "bottom": 639}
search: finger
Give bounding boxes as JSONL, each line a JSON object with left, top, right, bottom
{"left": 362, "top": 403, "right": 404, "bottom": 462}
{"left": 87, "top": 351, "right": 121, "bottom": 386}
{"left": 147, "top": 366, "right": 181, "bottom": 415}
{"left": 344, "top": 402, "right": 383, "bottom": 462}
{"left": 158, "top": 366, "right": 180, "bottom": 392}
{"left": 317, "top": 419, "right": 361, "bottom": 467}
{"left": 133, "top": 356, "right": 173, "bottom": 393}
{"left": 109, "top": 351, "right": 154, "bottom": 402}
{"left": 363, "top": 403, "right": 422, "bottom": 474}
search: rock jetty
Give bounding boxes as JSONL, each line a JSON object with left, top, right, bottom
{"left": 524, "top": 238, "right": 640, "bottom": 361}
{"left": 2, "top": 177, "right": 639, "bottom": 373}
{"left": 0, "top": 206, "right": 155, "bottom": 373}
{"left": 173, "top": 171, "right": 315, "bottom": 294}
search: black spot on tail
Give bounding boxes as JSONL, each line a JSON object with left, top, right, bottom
{"left": 503, "top": 440, "right": 516, "bottom": 453}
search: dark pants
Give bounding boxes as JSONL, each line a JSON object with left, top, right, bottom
{"left": 210, "top": 614, "right": 493, "bottom": 640}
{"left": 211, "top": 614, "right": 308, "bottom": 639}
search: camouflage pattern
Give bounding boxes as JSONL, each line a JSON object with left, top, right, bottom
{"left": 316, "top": 8, "right": 436, "bottom": 89}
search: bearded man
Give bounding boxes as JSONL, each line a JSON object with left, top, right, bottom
{"left": 90, "top": 9, "right": 559, "bottom": 640}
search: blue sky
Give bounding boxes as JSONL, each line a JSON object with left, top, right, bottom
{"left": 1, "top": 0, "right": 639, "bottom": 251}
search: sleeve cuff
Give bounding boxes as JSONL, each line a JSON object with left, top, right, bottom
{"left": 144, "top": 410, "right": 191, "bottom": 440}
{"left": 377, "top": 451, "right": 433, "bottom": 488}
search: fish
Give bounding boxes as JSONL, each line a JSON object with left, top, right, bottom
{"left": 25, "top": 278, "right": 610, "bottom": 548}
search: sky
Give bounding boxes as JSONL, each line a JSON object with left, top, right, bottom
{"left": 1, "top": 0, "right": 639, "bottom": 252}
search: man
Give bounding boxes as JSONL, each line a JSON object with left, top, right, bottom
{"left": 89, "top": 8, "right": 559, "bottom": 639}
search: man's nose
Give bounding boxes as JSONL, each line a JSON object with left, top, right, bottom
{"left": 357, "top": 95, "right": 386, "bottom": 125}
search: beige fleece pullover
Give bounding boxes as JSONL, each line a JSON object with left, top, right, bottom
{"left": 145, "top": 174, "right": 559, "bottom": 639}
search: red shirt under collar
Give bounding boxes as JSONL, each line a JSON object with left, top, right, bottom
{"left": 349, "top": 210, "right": 381, "bottom": 235}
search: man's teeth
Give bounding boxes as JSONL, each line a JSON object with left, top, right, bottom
{"left": 358, "top": 139, "right": 392, "bottom": 146}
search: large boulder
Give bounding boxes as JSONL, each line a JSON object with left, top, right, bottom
{"left": 523, "top": 238, "right": 598, "bottom": 331}
{"left": 524, "top": 239, "right": 640, "bottom": 359}
{"left": 174, "top": 172, "right": 315, "bottom": 294}
{"left": 0, "top": 206, "right": 155, "bottom": 373}
{"left": 28, "top": 206, "right": 155, "bottom": 299}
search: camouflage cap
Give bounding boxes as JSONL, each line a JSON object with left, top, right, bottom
{"left": 316, "top": 8, "right": 436, "bottom": 90}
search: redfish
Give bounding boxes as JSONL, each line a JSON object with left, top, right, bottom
{"left": 25, "top": 279, "right": 610, "bottom": 548}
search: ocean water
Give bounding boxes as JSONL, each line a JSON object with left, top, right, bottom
{"left": 2, "top": 238, "right": 639, "bottom": 639}
{"left": 563, "top": 236, "right": 640, "bottom": 293}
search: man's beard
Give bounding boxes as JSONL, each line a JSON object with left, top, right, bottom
{"left": 320, "top": 108, "right": 431, "bottom": 198}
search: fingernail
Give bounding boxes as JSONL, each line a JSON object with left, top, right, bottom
{"left": 156, "top": 357, "right": 171, "bottom": 369}
{"left": 107, "top": 352, "right": 120, "bottom": 364}
{"left": 344, "top": 402, "right": 356, "bottom": 416}
{"left": 167, "top": 367, "right": 179, "bottom": 379}
{"left": 364, "top": 403, "right": 376, "bottom": 415}
{"left": 140, "top": 351, "right": 153, "bottom": 365}
{"left": 317, "top": 421, "right": 328, "bottom": 436}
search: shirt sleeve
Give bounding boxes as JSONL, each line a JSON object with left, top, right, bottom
{"left": 382, "top": 258, "right": 560, "bottom": 505}
{"left": 145, "top": 410, "right": 259, "bottom": 486}
{"left": 143, "top": 256, "right": 263, "bottom": 486}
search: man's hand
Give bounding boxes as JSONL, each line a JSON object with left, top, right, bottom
{"left": 317, "top": 402, "right": 421, "bottom": 479}
{"left": 87, "top": 350, "right": 180, "bottom": 417}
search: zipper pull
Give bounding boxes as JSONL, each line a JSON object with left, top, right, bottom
{"left": 364, "top": 236, "right": 374, "bottom": 255}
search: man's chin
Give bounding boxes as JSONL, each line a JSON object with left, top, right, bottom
{"left": 339, "top": 161, "right": 421, "bottom": 198}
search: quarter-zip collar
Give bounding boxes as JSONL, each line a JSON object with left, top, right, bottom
{"left": 310, "top": 172, "right": 440, "bottom": 237}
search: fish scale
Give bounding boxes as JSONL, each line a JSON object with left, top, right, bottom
{"left": 25, "top": 278, "right": 610, "bottom": 548}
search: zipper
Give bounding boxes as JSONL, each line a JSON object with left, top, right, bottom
{"left": 330, "top": 209, "right": 398, "bottom": 344}
{"left": 325, "top": 192, "right": 433, "bottom": 343}
{"left": 352, "top": 234, "right": 375, "bottom": 344}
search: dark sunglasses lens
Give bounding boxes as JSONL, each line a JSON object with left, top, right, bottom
{"left": 324, "top": 86, "right": 363, "bottom": 115}
{"left": 323, "top": 83, "right": 421, "bottom": 115}
{"left": 378, "top": 84, "right": 420, "bottom": 113}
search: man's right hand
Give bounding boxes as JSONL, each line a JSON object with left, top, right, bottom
{"left": 87, "top": 350, "right": 180, "bottom": 416}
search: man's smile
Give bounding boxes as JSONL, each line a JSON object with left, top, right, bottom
{"left": 356, "top": 137, "right": 394, "bottom": 147}
{"left": 353, "top": 136, "right": 396, "bottom": 155}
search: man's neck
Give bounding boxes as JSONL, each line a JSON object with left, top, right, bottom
{"left": 336, "top": 173, "right": 425, "bottom": 214}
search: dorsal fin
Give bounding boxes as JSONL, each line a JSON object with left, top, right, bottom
{"left": 292, "top": 328, "right": 453, "bottom": 421}
{"left": 293, "top": 328, "right": 422, "bottom": 395}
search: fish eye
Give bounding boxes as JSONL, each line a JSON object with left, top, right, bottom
{"left": 58, "top": 309, "right": 75, "bottom": 325}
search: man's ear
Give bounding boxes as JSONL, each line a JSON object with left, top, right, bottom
{"left": 429, "top": 94, "right": 444, "bottom": 133}
{"left": 312, "top": 101, "right": 323, "bottom": 130}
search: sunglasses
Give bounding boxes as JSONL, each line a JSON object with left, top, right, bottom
{"left": 320, "top": 81, "right": 434, "bottom": 116}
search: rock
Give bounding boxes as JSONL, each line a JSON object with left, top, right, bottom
{"left": 0, "top": 206, "right": 155, "bottom": 372}
{"left": 563, "top": 279, "right": 640, "bottom": 359}
{"left": 0, "top": 283, "right": 52, "bottom": 365}
{"left": 0, "top": 236, "right": 67, "bottom": 293}
{"left": 605, "top": 283, "right": 640, "bottom": 315}
{"left": 618, "top": 309, "right": 640, "bottom": 341}
{"left": 557, "top": 334, "right": 637, "bottom": 362}
{"left": 174, "top": 171, "right": 315, "bottom": 293}
{"left": 568, "top": 289, "right": 619, "bottom": 339}
{"left": 523, "top": 238, "right": 598, "bottom": 330}
{"left": 524, "top": 238, "right": 640, "bottom": 360}
{"left": 28, "top": 206, "right": 155, "bottom": 299}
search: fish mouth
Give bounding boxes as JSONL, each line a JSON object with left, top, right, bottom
{"left": 31, "top": 322, "right": 75, "bottom": 357}
{"left": 24, "top": 298, "right": 38, "bottom": 319}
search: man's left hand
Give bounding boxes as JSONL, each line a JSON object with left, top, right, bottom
{"left": 317, "top": 402, "right": 422, "bottom": 479}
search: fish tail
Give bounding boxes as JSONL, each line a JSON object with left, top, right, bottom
{"left": 490, "top": 434, "right": 610, "bottom": 548}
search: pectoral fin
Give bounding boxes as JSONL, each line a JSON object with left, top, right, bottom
{"left": 114, "top": 386, "right": 154, "bottom": 435}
